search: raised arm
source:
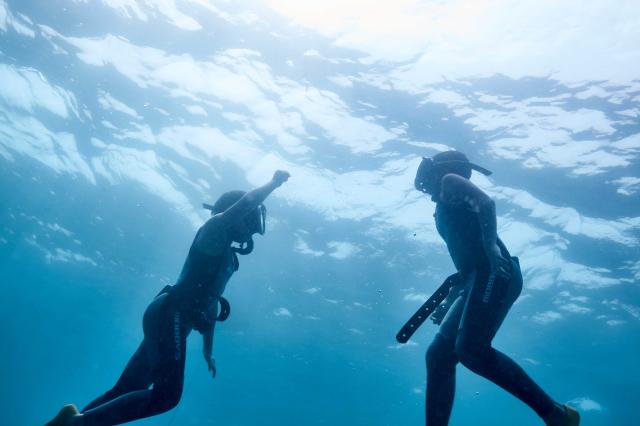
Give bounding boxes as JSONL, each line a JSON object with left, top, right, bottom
{"left": 216, "top": 170, "right": 290, "bottom": 229}
{"left": 195, "top": 170, "right": 290, "bottom": 256}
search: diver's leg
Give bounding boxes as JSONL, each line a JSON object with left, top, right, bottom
{"left": 80, "top": 308, "right": 187, "bottom": 425}
{"left": 425, "top": 296, "right": 465, "bottom": 426}
{"left": 79, "top": 358, "right": 185, "bottom": 425}
{"left": 81, "top": 341, "right": 153, "bottom": 412}
{"left": 455, "top": 263, "right": 561, "bottom": 421}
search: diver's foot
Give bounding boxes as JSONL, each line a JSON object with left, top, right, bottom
{"left": 546, "top": 403, "right": 580, "bottom": 426}
{"left": 44, "top": 404, "right": 79, "bottom": 426}
{"left": 561, "top": 405, "right": 580, "bottom": 426}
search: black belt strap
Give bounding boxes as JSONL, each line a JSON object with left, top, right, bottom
{"left": 396, "top": 272, "right": 460, "bottom": 343}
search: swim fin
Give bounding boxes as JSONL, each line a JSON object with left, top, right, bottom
{"left": 44, "top": 404, "right": 78, "bottom": 426}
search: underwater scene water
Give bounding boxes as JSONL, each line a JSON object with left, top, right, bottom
{"left": 1, "top": 1, "right": 639, "bottom": 425}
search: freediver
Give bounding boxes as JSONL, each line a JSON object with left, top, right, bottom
{"left": 412, "top": 151, "right": 579, "bottom": 426}
{"left": 45, "top": 170, "right": 290, "bottom": 426}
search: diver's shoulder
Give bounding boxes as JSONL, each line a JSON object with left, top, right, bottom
{"left": 441, "top": 173, "right": 473, "bottom": 189}
{"left": 200, "top": 213, "right": 227, "bottom": 232}
{"left": 194, "top": 216, "right": 228, "bottom": 255}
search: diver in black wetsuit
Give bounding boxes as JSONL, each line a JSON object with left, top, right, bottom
{"left": 414, "top": 151, "right": 579, "bottom": 426}
{"left": 45, "top": 170, "right": 290, "bottom": 426}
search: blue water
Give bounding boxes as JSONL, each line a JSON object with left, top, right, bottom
{"left": 1, "top": 1, "right": 639, "bottom": 425}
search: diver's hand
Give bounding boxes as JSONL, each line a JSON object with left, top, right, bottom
{"left": 204, "top": 354, "right": 216, "bottom": 379}
{"left": 431, "top": 303, "right": 449, "bottom": 325}
{"left": 271, "top": 170, "right": 290, "bottom": 187}
{"left": 487, "top": 243, "right": 511, "bottom": 280}
{"left": 203, "top": 348, "right": 216, "bottom": 378}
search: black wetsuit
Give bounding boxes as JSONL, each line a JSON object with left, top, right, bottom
{"left": 425, "top": 202, "right": 557, "bottom": 426}
{"left": 80, "top": 231, "right": 237, "bottom": 426}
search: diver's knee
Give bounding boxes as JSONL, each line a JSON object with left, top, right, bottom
{"left": 165, "top": 394, "right": 182, "bottom": 411}
{"left": 426, "top": 335, "right": 455, "bottom": 369}
{"left": 153, "top": 386, "right": 183, "bottom": 412}
{"left": 164, "top": 387, "right": 183, "bottom": 410}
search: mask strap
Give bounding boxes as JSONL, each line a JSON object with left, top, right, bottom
{"left": 259, "top": 204, "right": 267, "bottom": 235}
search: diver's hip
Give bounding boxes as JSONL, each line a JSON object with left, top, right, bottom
{"left": 459, "top": 257, "right": 523, "bottom": 297}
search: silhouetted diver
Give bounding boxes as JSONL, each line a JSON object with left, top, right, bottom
{"left": 411, "top": 151, "right": 579, "bottom": 426}
{"left": 46, "top": 170, "right": 290, "bottom": 426}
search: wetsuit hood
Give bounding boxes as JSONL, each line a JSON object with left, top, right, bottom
{"left": 414, "top": 150, "right": 492, "bottom": 195}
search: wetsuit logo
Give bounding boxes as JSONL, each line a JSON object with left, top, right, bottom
{"left": 173, "top": 312, "right": 182, "bottom": 361}
{"left": 483, "top": 272, "right": 496, "bottom": 304}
